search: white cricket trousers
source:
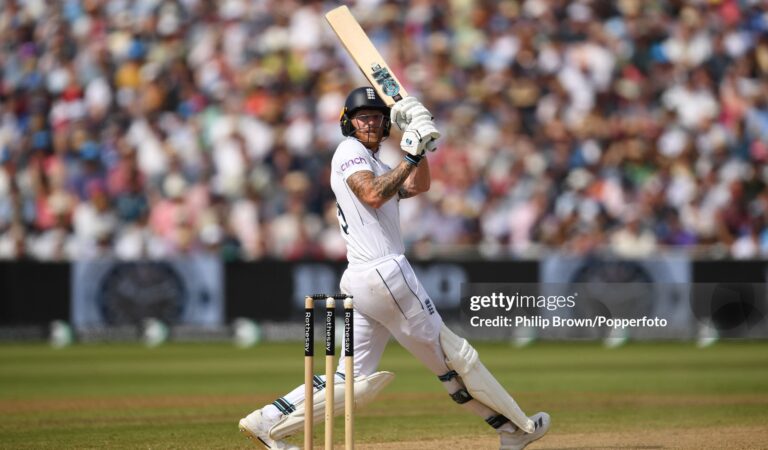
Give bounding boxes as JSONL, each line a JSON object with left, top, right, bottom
{"left": 336, "top": 254, "right": 451, "bottom": 377}
{"left": 261, "top": 254, "right": 501, "bottom": 427}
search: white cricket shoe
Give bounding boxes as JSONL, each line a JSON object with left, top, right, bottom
{"left": 239, "top": 409, "right": 299, "bottom": 450}
{"left": 499, "top": 412, "right": 550, "bottom": 450}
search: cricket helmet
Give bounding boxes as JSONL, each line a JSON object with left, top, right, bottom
{"left": 340, "top": 87, "right": 391, "bottom": 137}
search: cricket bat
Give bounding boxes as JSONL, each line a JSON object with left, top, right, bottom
{"left": 325, "top": 5, "right": 408, "bottom": 107}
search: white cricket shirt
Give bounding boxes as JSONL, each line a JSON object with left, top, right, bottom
{"left": 330, "top": 138, "right": 404, "bottom": 265}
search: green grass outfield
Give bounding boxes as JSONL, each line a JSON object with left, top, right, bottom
{"left": 1, "top": 341, "right": 767, "bottom": 449}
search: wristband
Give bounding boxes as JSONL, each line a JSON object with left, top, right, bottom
{"left": 404, "top": 153, "right": 423, "bottom": 167}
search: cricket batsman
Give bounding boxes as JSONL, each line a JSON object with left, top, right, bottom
{"left": 239, "top": 87, "right": 551, "bottom": 449}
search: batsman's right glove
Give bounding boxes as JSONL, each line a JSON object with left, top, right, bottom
{"left": 400, "top": 115, "right": 440, "bottom": 158}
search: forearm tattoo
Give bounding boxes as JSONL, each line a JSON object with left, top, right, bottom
{"left": 398, "top": 185, "right": 418, "bottom": 199}
{"left": 374, "top": 162, "right": 414, "bottom": 199}
{"left": 346, "top": 171, "right": 374, "bottom": 201}
{"left": 347, "top": 162, "right": 414, "bottom": 204}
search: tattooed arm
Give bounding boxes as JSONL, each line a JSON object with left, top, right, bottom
{"left": 346, "top": 160, "right": 418, "bottom": 209}
{"left": 399, "top": 156, "right": 430, "bottom": 199}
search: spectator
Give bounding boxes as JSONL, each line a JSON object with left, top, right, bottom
{"left": 0, "top": 0, "right": 765, "bottom": 261}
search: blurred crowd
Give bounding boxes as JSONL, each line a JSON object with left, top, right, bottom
{"left": 0, "top": 0, "right": 767, "bottom": 262}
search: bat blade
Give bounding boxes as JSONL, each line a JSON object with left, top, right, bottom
{"left": 325, "top": 5, "right": 408, "bottom": 107}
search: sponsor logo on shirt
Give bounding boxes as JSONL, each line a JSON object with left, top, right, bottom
{"left": 341, "top": 156, "right": 366, "bottom": 172}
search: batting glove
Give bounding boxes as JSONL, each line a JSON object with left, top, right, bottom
{"left": 400, "top": 115, "right": 440, "bottom": 157}
{"left": 390, "top": 97, "right": 433, "bottom": 131}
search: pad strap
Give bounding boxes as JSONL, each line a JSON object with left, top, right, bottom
{"left": 485, "top": 414, "right": 510, "bottom": 429}
{"left": 449, "top": 388, "right": 473, "bottom": 404}
{"left": 438, "top": 370, "right": 459, "bottom": 382}
{"left": 439, "top": 370, "right": 473, "bottom": 404}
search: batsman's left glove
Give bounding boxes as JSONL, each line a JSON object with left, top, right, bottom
{"left": 390, "top": 96, "right": 433, "bottom": 131}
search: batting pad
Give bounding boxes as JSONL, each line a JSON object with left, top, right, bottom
{"left": 439, "top": 325, "right": 535, "bottom": 433}
{"left": 268, "top": 371, "right": 395, "bottom": 440}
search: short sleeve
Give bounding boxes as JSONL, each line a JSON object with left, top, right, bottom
{"left": 332, "top": 139, "right": 374, "bottom": 181}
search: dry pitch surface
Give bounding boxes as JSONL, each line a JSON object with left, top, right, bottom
{"left": 359, "top": 425, "right": 768, "bottom": 450}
